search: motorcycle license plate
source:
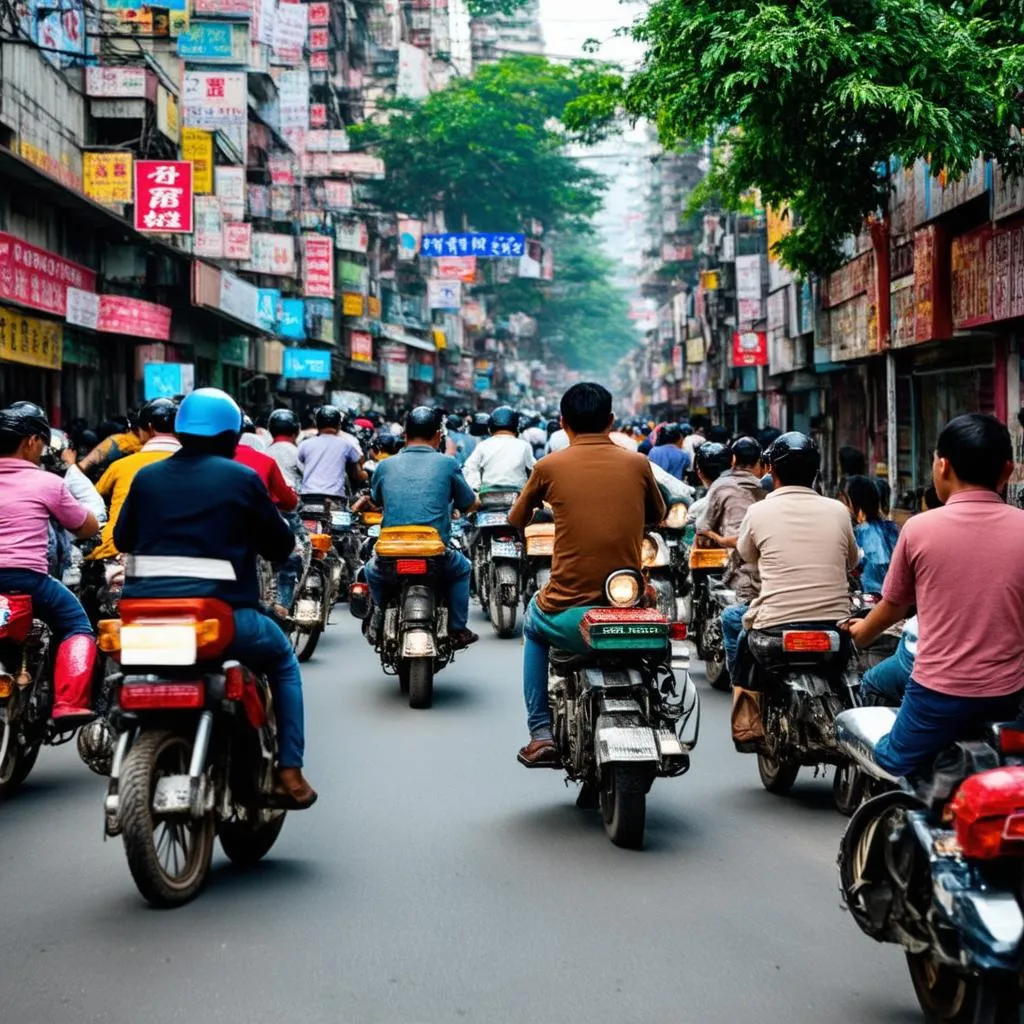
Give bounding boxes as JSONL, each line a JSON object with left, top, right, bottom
{"left": 120, "top": 624, "right": 197, "bottom": 666}
{"left": 331, "top": 510, "right": 352, "bottom": 528}
{"left": 490, "top": 540, "right": 520, "bottom": 559}
{"left": 476, "top": 511, "right": 509, "bottom": 527}
{"left": 303, "top": 519, "right": 320, "bottom": 532}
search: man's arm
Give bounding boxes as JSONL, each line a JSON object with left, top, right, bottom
{"left": 523, "top": 440, "right": 536, "bottom": 474}
{"left": 847, "top": 599, "right": 911, "bottom": 649}
{"left": 462, "top": 442, "right": 484, "bottom": 491}
{"left": 267, "top": 460, "right": 299, "bottom": 512}
{"left": 736, "top": 509, "right": 759, "bottom": 564}
{"left": 843, "top": 516, "right": 860, "bottom": 571}
{"left": 249, "top": 477, "right": 295, "bottom": 563}
{"left": 508, "top": 466, "right": 546, "bottom": 531}
{"left": 64, "top": 465, "right": 107, "bottom": 523}
{"left": 346, "top": 441, "right": 367, "bottom": 488}
{"left": 451, "top": 464, "right": 480, "bottom": 515}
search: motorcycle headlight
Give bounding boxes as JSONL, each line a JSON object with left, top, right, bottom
{"left": 641, "top": 536, "right": 665, "bottom": 568}
{"left": 664, "top": 503, "right": 688, "bottom": 530}
{"left": 605, "top": 570, "right": 643, "bottom": 608}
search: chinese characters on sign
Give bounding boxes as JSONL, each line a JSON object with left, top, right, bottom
{"left": 66, "top": 290, "right": 173, "bottom": 341}
{"left": 83, "top": 153, "right": 133, "bottom": 204}
{"left": 302, "top": 235, "right": 334, "bottom": 299}
{"left": 420, "top": 233, "right": 526, "bottom": 258}
{"left": 134, "top": 161, "right": 194, "bottom": 233}
{"left": 0, "top": 305, "right": 63, "bottom": 369}
{"left": 223, "top": 222, "right": 252, "bottom": 260}
{"left": 731, "top": 330, "right": 768, "bottom": 368}
{"left": 182, "top": 71, "right": 247, "bottom": 129}
{"left": 182, "top": 128, "right": 213, "bottom": 193}
{"left": 0, "top": 233, "right": 96, "bottom": 317}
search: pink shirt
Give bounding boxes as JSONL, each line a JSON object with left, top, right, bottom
{"left": 883, "top": 490, "right": 1024, "bottom": 697}
{"left": 0, "top": 458, "right": 89, "bottom": 574}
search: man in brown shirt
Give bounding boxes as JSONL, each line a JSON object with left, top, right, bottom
{"left": 508, "top": 383, "right": 666, "bottom": 766}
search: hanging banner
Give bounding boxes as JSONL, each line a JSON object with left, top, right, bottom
{"left": 223, "top": 222, "right": 252, "bottom": 260}
{"left": 731, "top": 330, "right": 768, "bottom": 367}
{"left": 215, "top": 165, "right": 246, "bottom": 220}
{"left": 420, "top": 232, "right": 525, "bottom": 259}
{"left": 0, "top": 233, "right": 96, "bottom": 316}
{"left": 272, "top": 1, "right": 307, "bottom": 63}
{"left": 246, "top": 233, "right": 296, "bottom": 276}
{"left": 193, "top": 196, "right": 223, "bottom": 258}
{"left": 182, "top": 71, "right": 247, "bottom": 128}
{"left": 66, "top": 289, "right": 172, "bottom": 340}
{"left": 303, "top": 235, "right": 334, "bottom": 298}
{"left": 0, "top": 305, "right": 63, "bottom": 369}
{"left": 181, "top": 128, "right": 213, "bottom": 194}
{"left": 134, "top": 160, "right": 194, "bottom": 233}
{"left": 283, "top": 347, "right": 331, "bottom": 379}
{"left": 436, "top": 256, "right": 476, "bottom": 283}
{"left": 256, "top": 288, "right": 279, "bottom": 332}
{"left": 83, "top": 152, "right": 133, "bottom": 203}
{"left": 427, "top": 279, "right": 462, "bottom": 310}
{"left": 336, "top": 221, "right": 369, "bottom": 254}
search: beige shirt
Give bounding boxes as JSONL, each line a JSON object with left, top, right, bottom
{"left": 737, "top": 486, "right": 858, "bottom": 630}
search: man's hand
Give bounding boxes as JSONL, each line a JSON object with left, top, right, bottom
{"left": 61, "top": 448, "right": 77, "bottom": 468}
{"left": 843, "top": 618, "right": 871, "bottom": 649}
{"left": 841, "top": 598, "right": 909, "bottom": 649}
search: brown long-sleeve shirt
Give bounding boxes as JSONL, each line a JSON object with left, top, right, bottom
{"left": 509, "top": 434, "right": 667, "bottom": 613}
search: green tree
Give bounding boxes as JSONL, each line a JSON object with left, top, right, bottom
{"left": 466, "top": 0, "right": 528, "bottom": 14}
{"left": 350, "top": 57, "right": 619, "bottom": 234}
{"left": 579, "top": 0, "right": 1024, "bottom": 274}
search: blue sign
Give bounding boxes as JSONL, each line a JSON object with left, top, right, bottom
{"left": 143, "top": 362, "right": 193, "bottom": 399}
{"left": 177, "top": 22, "right": 239, "bottom": 61}
{"left": 420, "top": 233, "right": 526, "bottom": 259}
{"left": 256, "top": 288, "right": 279, "bottom": 333}
{"left": 283, "top": 348, "right": 331, "bottom": 380}
{"left": 278, "top": 299, "right": 306, "bottom": 340}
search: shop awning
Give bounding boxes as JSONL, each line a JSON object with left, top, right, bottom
{"left": 380, "top": 324, "right": 435, "bottom": 353}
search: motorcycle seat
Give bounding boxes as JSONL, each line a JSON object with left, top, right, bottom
{"left": 375, "top": 526, "right": 446, "bottom": 558}
{"left": 834, "top": 707, "right": 899, "bottom": 783}
{"left": 478, "top": 489, "right": 519, "bottom": 509}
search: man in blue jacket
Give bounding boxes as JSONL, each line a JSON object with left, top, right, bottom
{"left": 114, "top": 388, "right": 316, "bottom": 809}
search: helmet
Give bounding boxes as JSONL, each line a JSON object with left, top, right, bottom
{"left": 0, "top": 400, "right": 51, "bottom": 443}
{"left": 314, "top": 405, "right": 342, "bottom": 430}
{"left": 678, "top": 421, "right": 693, "bottom": 437}
{"left": 469, "top": 412, "right": 491, "bottom": 437}
{"left": 241, "top": 414, "right": 256, "bottom": 434}
{"left": 268, "top": 408, "right": 300, "bottom": 436}
{"left": 695, "top": 441, "right": 731, "bottom": 480}
{"left": 40, "top": 428, "right": 70, "bottom": 472}
{"left": 174, "top": 388, "right": 243, "bottom": 437}
{"left": 763, "top": 431, "right": 820, "bottom": 482}
{"left": 405, "top": 405, "right": 442, "bottom": 439}
{"left": 488, "top": 406, "right": 518, "bottom": 434}
{"left": 372, "top": 430, "right": 404, "bottom": 456}
{"left": 138, "top": 398, "right": 177, "bottom": 434}
{"left": 446, "top": 414, "right": 464, "bottom": 433}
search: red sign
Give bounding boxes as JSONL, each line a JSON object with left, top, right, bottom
{"left": 350, "top": 330, "right": 373, "bottom": 363}
{"left": 731, "top": 330, "right": 768, "bottom": 367}
{"left": 0, "top": 233, "right": 96, "bottom": 317}
{"left": 223, "top": 222, "right": 252, "bottom": 261}
{"left": 308, "top": 27, "right": 328, "bottom": 49}
{"left": 951, "top": 226, "right": 993, "bottom": 330}
{"left": 307, "top": 1, "right": 329, "bottom": 25}
{"left": 913, "top": 225, "right": 950, "bottom": 343}
{"left": 98, "top": 295, "right": 172, "bottom": 341}
{"left": 310, "top": 103, "right": 327, "bottom": 128}
{"left": 134, "top": 161, "right": 194, "bottom": 233}
{"left": 303, "top": 234, "right": 334, "bottom": 299}
{"left": 309, "top": 51, "right": 329, "bottom": 71}
{"left": 437, "top": 256, "right": 476, "bottom": 283}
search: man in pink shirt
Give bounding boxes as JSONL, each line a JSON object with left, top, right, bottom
{"left": 0, "top": 402, "right": 101, "bottom": 725}
{"left": 849, "top": 414, "right": 1024, "bottom": 776}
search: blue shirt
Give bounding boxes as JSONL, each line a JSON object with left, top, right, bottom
{"left": 648, "top": 445, "right": 690, "bottom": 480}
{"left": 114, "top": 451, "right": 294, "bottom": 608}
{"left": 854, "top": 519, "right": 901, "bottom": 595}
{"left": 449, "top": 430, "right": 477, "bottom": 468}
{"left": 370, "top": 445, "right": 476, "bottom": 546}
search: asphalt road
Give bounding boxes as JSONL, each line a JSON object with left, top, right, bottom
{"left": 0, "top": 610, "right": 921, "bottom": 1024}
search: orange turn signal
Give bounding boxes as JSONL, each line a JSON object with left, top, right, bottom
{"left": 97, "top": 618, "right": 122, "bottom": 653}
{"left": 310, "top": 533, "right": 333, "bottom": 554}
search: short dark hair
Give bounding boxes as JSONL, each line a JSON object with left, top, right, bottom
{"left": 844, "top": 475, "right": 882, "bottom": 521}
{"left": 839, "top": 446, "right": 867, "bottom": 476}
{"left": 0, "top": 433, "right": 22, "bottom": 457}
{"left": 936, "top": 413, "right": 1012, "bottom": 490}
{"left": 405, "top": 406, "right": 442, "bottom": 442}
{"left": 731, "top": 437, "right": 762, "bottom": 468}
{"left": 178, "top": 431, "right": 238, "bottom": 458}
{"left": 560, "top": 383, "right": 612, "bottom": 435}
{"left": 707, "top": 424, "right": 730, "bottom": 444}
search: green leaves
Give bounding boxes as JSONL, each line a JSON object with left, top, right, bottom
{"left": 465, "top": 0, "right": 530, "bottom": 15}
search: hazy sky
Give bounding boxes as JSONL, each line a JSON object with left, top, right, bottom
{"left": 537, "top": 0, "right": 643, "bottom": 65}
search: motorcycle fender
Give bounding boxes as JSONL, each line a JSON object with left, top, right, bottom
{"left": 594, "top": 712, "right": 660, "bottom": 767}
{"left": 948, "top": 890, "right": 1024, "bottom": 966}
{"left": 152, "top": 774, "right": 192, "bottom": 815}
{"left": 401, "top": 584, "right": 435, "bottom": 626}
{"left": 401, "top": 630, "right": 437, "bottom": 658}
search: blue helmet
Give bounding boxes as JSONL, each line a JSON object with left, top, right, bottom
{"left": 175, "top": 388, "right": 243, "bottom": 437}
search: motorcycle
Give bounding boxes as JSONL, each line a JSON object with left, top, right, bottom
{"left": 522, "top": 511, "right": 554, "bottom": 608}
{"left": 470, "top": 488, "right": 522, "bottom": 639}
{"left": 688, "top": 545, "right": 732, "bottom": 691}
{"left": 299, "top": 497, "right": 343, "bottom": 605}
{"left": 660, "top": 501, "right": 692, "bottom": 618}
{"left": 547, "top": 569, "right": 699, "bottom": 849}
{"left": 351, "top": 526, "right": 455, "bottom": 710}
{"left": 642, "top": 529, "right": 677, "bottom": 622}
{"left": 837, "top": 707, "right": 1024, "bottom": 1023}
{"left": 99, "top": 596, "right": 287, "bottom": 907}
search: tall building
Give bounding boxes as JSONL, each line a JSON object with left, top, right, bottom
{"left": 471, "top": 0, "right": 545, "bottom": 64}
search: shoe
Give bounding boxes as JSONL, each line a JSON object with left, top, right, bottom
{"left": 52, "top": 704, "right": 96, "bottom": 730}
{"left": 449, "top": 628, "right": 479, "bottom": 650}
{"left": 517, "top": 738, "right": 560, "bottom": 769}
{"left": 270, "top": 767, "right": 318, "bottom": 810}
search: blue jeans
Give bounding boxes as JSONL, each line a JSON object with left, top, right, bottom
{"left": 720, "top": 603, "right": 748, "bottom": 678}
{"left": 227, "top": 609, "right": 305, "bottom": 769}
{"left": 861, "top": 634, "right": 915, "bottom": 705}
{"left": 275, "top": 512, "right": 306, "bottom": 611}
{"left": 875, "top": 679, "right": 1023, "bottom": 778}
{"left": 364, "top": 548, "right": 472, "bottom": 631}
{"left": 523, "top": 597, "right": 592, "bottom": 740}
{"left": 0, "top": 568, "right": 93, "bottom": 643}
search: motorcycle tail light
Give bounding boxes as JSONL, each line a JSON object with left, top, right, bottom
{"left": 0, "top": 674, "right": 12, "bottom": 700}
{"left": 97, "top": 618, "right": 121, "bottom": 653}
{"left": 782, "top": 630, "right": 838, "bottom": 653}
{"left": 120, "top": 682, "right": 205, "bottom": 711}
{"left": 396, "top": 559, "right": 428, "bottom": 575}
{"left": 350, "top": 582, "right": 369, "bottom": 597}
{"left": 310, "top": 534, "right": 333, "bottom": 554}
{"left": 224, "top": 663, "right": 244, "bottom": 701}
{"left": 669, "top": 622, "right": 688, "bottom": 641}
{"left": 997, "top": 726, "right": 1024, "bottom": 756}
{"left": 950, "top": 766, "right": 1024, "bottom": 859}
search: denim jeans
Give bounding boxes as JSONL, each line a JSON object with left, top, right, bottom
{"left": 227, "top": 608, "right": 305, "bottom": 769}
{"left": 364, "top": 548, "right": 472, "bottom": 631}
{"left": 720, "top": 603, "right": 749, "bottom": 678}
{"left": 275, "top": 512, "right": 306, "bottom": 611}
{"left": 860, "top": 634, "right": 915, "bottom": 705}
{"left": 875, "top": 679, "right": 1023, "bottom": 778}
{"left": 522, "top": 597, "right": 593, "bottom": 740}
{"left": 0, "top": 568, "right": 93, "bottom": 642}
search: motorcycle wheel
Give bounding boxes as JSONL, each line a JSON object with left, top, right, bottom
{"left": 293, "top": 626, "right": 322, "bottom": 663}
{"left": 906, "top": 954, "right": 1020, "bottom": 1024}
{"left": 397, "top": 661, "right": 411, "bottom": 695}
{"left": 756, "top": 749, "right": 800, "bottom": 794}
{"left": 600, "top": 764, "right": 647, "bottom": 850}
{"left": 704, "top": 655, "right": 731, "bottom": 692}
{"left": 832, "top": 762, "right": 866, "bottom": 816}
{"left": 119, "top": 730, "right": 216, "bottom": 908}
{"left": 0, "top": 720, "right": 41, "bottom": 798}
{"left": 489, "top": 564, "right": 519, "bottom": 638}
{"left": 406, "top": 658, "right": 434, "bottom": 710}
{"left": 218, "top": 810, "right": 286, "bottom": 867}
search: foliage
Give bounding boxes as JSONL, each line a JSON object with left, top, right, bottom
{"left": 580, "top": 0, "right": 1024, "bottom": 274}
{"left": 465, "top": 0, "right": 528, "bottom": 15}
{"left": 350, "top": 57, "right": 619, "bottom": 234}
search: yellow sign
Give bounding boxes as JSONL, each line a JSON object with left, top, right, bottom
{"left": 766, "top": 205, "right": 792, "bottom": 258}
{"left": 84, "top": 152, "right": 133, "bottom": 203}
{"left": 342, "top": 292, "right": 365, "bottom": 317}
{"left": 157, "top": 88, "right": 179, "bottom": 143}
{"left": 0, "top": 305, "right": 63, "bottom": 370}
{"left": 367, "top": 295, "right": 381, "bottom": 320}
{"left": 182, "top": 128, "right": 213, "bottom": 194}
{"left": 432, "top": 327, "right": 447, "bottom": 350}
{"left": 169, "top": 9, "right": 189, "bottom": 36}
{"left": 700, "top": 270, "right": 720, "bottom": 291}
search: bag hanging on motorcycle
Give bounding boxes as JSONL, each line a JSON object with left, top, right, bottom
{"left": 731, "top": 686, "right": 764, "bottom": 751}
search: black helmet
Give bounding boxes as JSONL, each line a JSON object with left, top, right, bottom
{"left": 241, "top": 414, "right": 256, "bottom": 434}
{"left": 372, "top": 430, "right": 404, "bottom": 455}
{"left": 730, "top": 436, "right": 764, "bottom": 468}
{"left": 763, "top": 431, "right": 820, "bottom": 485}
{"left": 0, "top": 401, "right": 50, "bottom": 442}
{"left": 546, "top": 418, "right": 560, "bottom": 435}
{"left": 138, "top": 398, "right": 177, "bottom": 434}
{"left": 446, "top": 414, "right": 464, "bottom": 433}
{"left": 268, "top": 408, "right": 300, "bottom": 436}
{"left": 695, "top": 441, "right": 731, "bottom": 481}
{"left": 405, "top": 405, "right": 442, "bottom": 441}
{"left": 469, "top": 412, "right": 491, "bottom": 437}
{"left": 488, "top": 406, "right": 518, "bottom": 434}
{"left": 315, "top": 405, "right": 342, "bottom": 430}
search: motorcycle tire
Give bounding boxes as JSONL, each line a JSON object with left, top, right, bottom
{"left": 293, "top": 626, "right": 322, "bottom": 663}
{"left": 406, "top": 658, "right": 434, "bottom": 710}
{"left": 489, "top": 564, "right": 519, "bottom": 638}
{"left": 0, "top": 720, "right": 41, "bottom": 798}
{"left": 832, "top": 762, "right": 867, "bottom": 817}
{"left": 119, "top": 730, "right": 216, "bottom": 908}
{"left": 397, "top": 661, "right": 411, "bottom": 695}
{"left": 218, "top": 810, "right": 287, "bottom": 867}
{"left": 756, "top": 750, "right": 800, "bottom": 794}
{"left": 704, "top": 655, "right": 731, "bottom": 692}
{"left": 600, "top": 764, "right": 647, "bottom": 850}
{"left": 906, "top": 954, "right": 1021, "bottom": 1024}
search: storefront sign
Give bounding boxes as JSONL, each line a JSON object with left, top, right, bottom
{"left": 219, "top": 270, "right": 260, "bottom": 328}
{"left": 930, "top": 156, "right": 988, "bottom": 218}
{"left": 272, "top": 0, "right": 307, "bottom": 62}
{"left": 336, "top": 221, "right": 369, "bottom": 254}
{"left": 914, "top": 224, "right": 950, "bottom": 343}
{"left": 685, "top": 336, "right": 705, "bottom": 364}
{"left": 737, "top": 297, "right": 762, "bottom": 326}
{"left": 436, "top": 256, "right": 475, "bottom": 283}
{"left": 215, "top": 166, "right": 246, "bottom": 220}
{"left": 278, "top": 298, "right": 306, "bottom": 340}
{"left": 324, "top": 153, "right": 385, "bottom": 178}
{"left": 83, "top": 152, "right": 133, "bottom": 203}
{"left": 421, "top": 232, "right": 525, "bottom": 259}
{"left": 826, "top": 252, "right": 872, "bottom": 308}
{"left": 194, "top": 0, "right": 250, "bottom": 15}
{"left": 85, "top": 66, "right": 149, "bottom": 98}
{"left": 182, "top": 129, "right": 213, "bottom": 194}
{"left": 367, "top": 295, "right": 381, "bottom": 320}
{"left": 731, "top": 330, "right": 768, "bottom": 367}
{"left": 307, "top": 1, "right": 329, "bottom": 25}
{"left": 829, "top": 293, "right": 872, "bottom": 361}
{"left": 951, "top": 226, "right": 993, "bottom": 330}
{"left": 384, "top": 359, "right": 409, "bottom": 395}
{"left": 177, "top": 20, "right": 249, "bottom": 62}
{"left": 134, "top": 161, "right": 193, "bottom": 233}
{"left": 734, "top": 255, "right": 763, "bottom": 300}
{"left": 766, "top": 289, "right": 787, "bottom": 332}
{"left": 248, "top": 185, "right": 270, "bottom": 219}
{"left": 302, "top": 235, "right": 334, "bottom": 298}
{"left": 0, "top": 305, "right": 62, "bottom": 369}
{"left": 338, "top": 260, "right": 366, "bottom": 291}
{"left": 283, "top": 347, "right": 331, "bottom": 380}
{"left": 66, "top": 289, "right": 172, "bottom": 340}
{"left": 342, "top": 292, "right": 365, "bottom": 317}
{"left": 991, "top": 222, "right": 1024, "bottom": 323}
{"left": 256, "top": 288, "right": 280, "bottom": 332}
{"left": 143, "top": 362, "right": 194, "bottom": 400}
{"left": 182, "top": 71, "right": 247, "bottom": 128}
{"left": 890, "top": 277, "right": 916, "bottom": 347}
{"left": 427, "top": 279, "right": 462, "bottom": 310}
{"left": 994, "top": 161, "right": 1024, "bottom": 222}
{"left": 194, "top": 196, "right": 223, "bottom": 258}
{"left": 223, "top": 222, "right": 252, "bottom": 260}
{"left": 324, "top": 181, "right": 353, "bottom": 210}
{"left": 246, "top": 233, "right": 296, "bottom": 276}
{"left": 397, "top": 218, "right": 422, "bottom": 261}
{"left": 156, "top": 88, "right": 179, "bottom": 142}
{"left": 0, "top": 233, "right": 96, "bottom": 316}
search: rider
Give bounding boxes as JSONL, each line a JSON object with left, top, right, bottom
{"left": 648, "top": 423, "right": 690, "bottom": 480}
{"left": 445, "top": 414, "right": 474, "bottom": 467}
{"left": 0, "top": 402, "right": 100, "bottom": 725}
{"left": 688, "top": 441, "right": 731, "bottom": 526}
{"left": 113, "top": 388, "right": 316, "bottom": 808}
{"left": 363, "top": 406, "right": 480, "bottom": 650}
{"left": 77, "top": 412, "right": 142, "bottom": 479}
{"left": 298, "top": 405, "right": 367, "bottom": 500}
{"left": 840, "top": 474, "right": 900, "bottom": 595}
{"left": 508, "top": 383, "right": 666, "bottom": 767}
{"left": 89, "top": 398, "right": 181, "bottom": 561}
{"left": 266, "top": 408, "right": 303, "bottom": 490}
{"left": 848, "top": 414, "right": 1024, "bottom": 777}
{"left": 462, "top": 406, "right": 535, "bottom": 492}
